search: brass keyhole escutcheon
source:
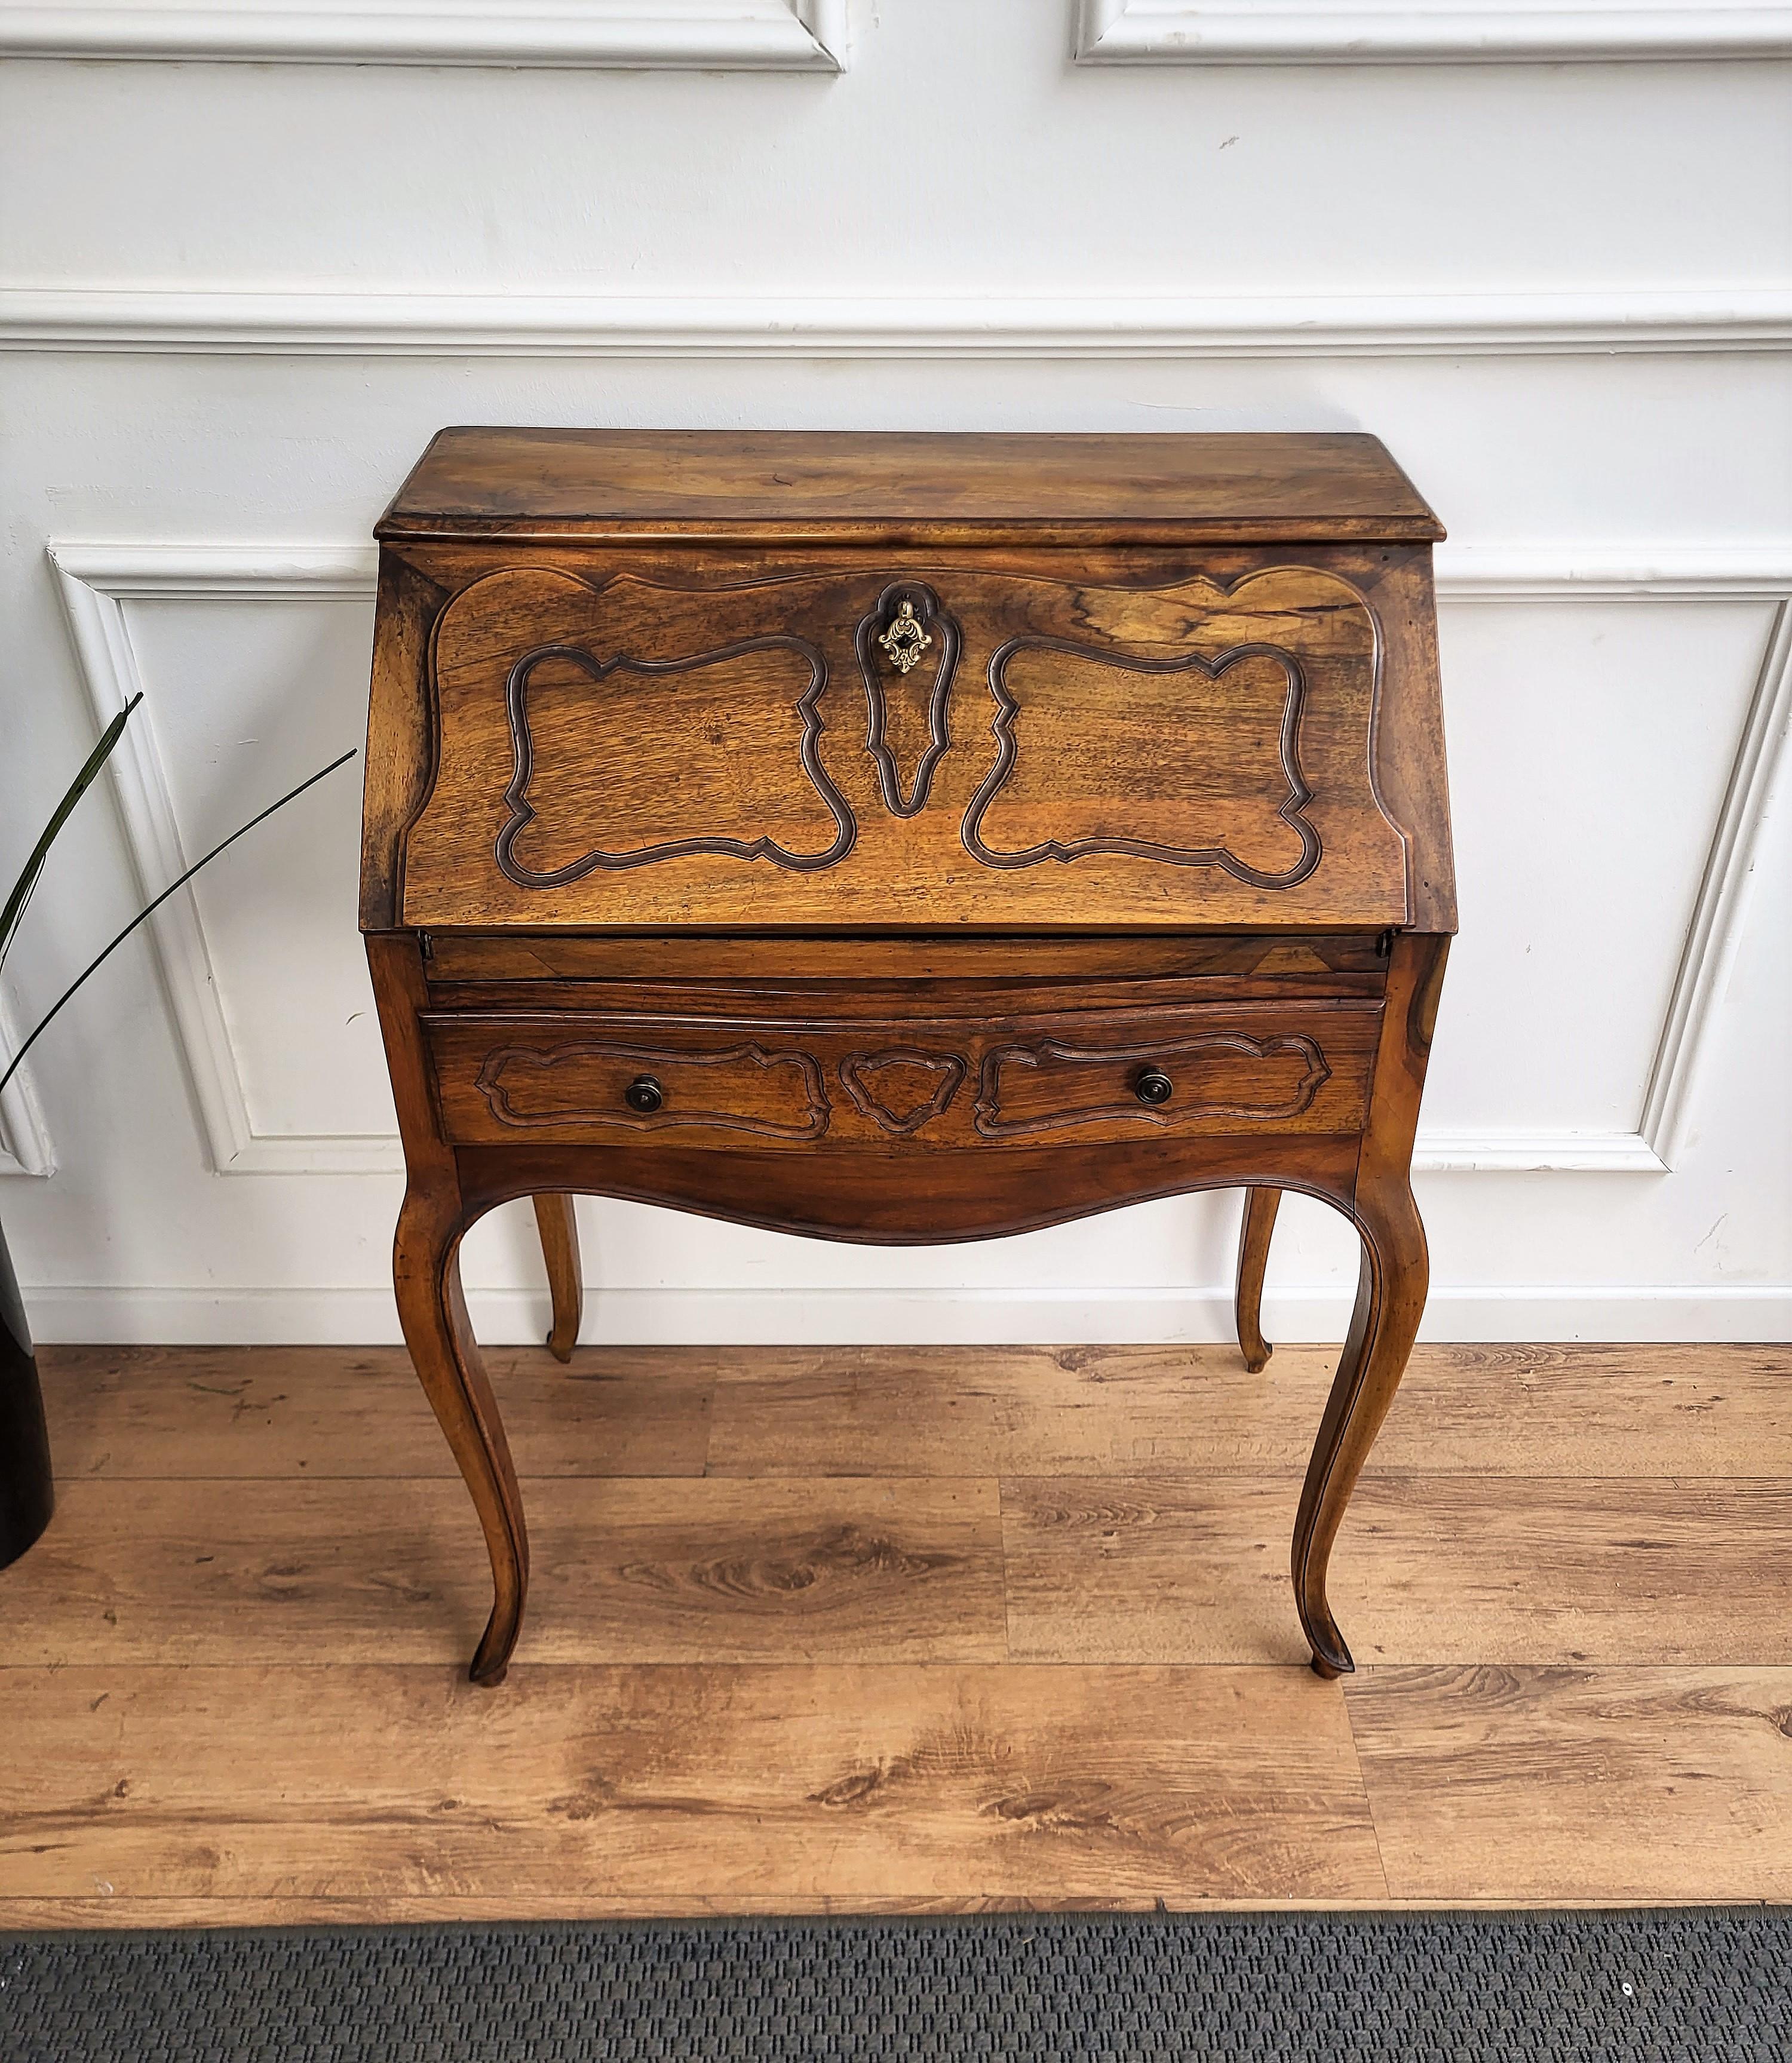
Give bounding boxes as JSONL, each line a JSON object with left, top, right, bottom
{"left": 877, "top": 600, "right": 931, "bottom": 676}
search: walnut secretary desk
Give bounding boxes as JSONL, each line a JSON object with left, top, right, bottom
{"left": 362, "top": 428, "right": 1455, "bottom": 1686}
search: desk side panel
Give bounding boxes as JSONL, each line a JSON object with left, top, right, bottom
{"left": 361, "top": 549, "right": 446, "bottom": 932}
{"left": 1363, "top": 546, "right": 1456, "bottom": 935}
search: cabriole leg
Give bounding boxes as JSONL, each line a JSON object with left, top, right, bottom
{"left": 394, "top": 1187, "right": 529, "bottom": 1686}
{"left": 532, "top": 1193, "right": 584, "bottom": 1363}
{"left": 1291, "top": 1176, "right": 1427, "bottom": 1679}
{"left": 1235, "top": 1186, "right": 1281, "bottom": 1373}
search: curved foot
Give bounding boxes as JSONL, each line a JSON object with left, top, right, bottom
{"left": 532, "top": 1192, "right": 584, "bottom": 1363}
{"left": 1234, "top": 1186, "right": 1281, "bottom": 1372}
{"left": 395, "top": 1188, "right": 529, "bottom": 1685}
{"left": 1291, "top": 1177, "right": 1427, "bottom": 1679}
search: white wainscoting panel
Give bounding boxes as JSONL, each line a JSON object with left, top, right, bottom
{"left": 0, "top": 1, "right": 848, "bottom": 68}
{"left": 1426, "top": 550, "right": 1792, "bottom": 1173}
{"left": 48, "top": 545, "right": 397, "bottom": 1174}
{"left": 1074, "top": 0, "right": 1792, "bottom": 63}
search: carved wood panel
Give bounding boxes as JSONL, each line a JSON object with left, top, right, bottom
{"left": 837, "top": 1048, "right": 967, "bottom": 1136}
{"left": 398, "top": 561, "right": 1410, "bottom": 930}
{"left": 962, "top": 641, "right": 1321, "bottom": 886}
{"left": 427, "top": 1016, "right": 830, "bottom": 1146}
{"left": 496, "top": 637, "right": 854, "bottom": 885}
{"left": 975, "top": 1031, "right": 1335, "bottom": 1141}
{"left": 425, "top": 997, "right": 1379, "bottom": 1152}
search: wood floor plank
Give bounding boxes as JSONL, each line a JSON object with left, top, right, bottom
{"left": 6, "top": 1478, "right": 1005, "bottom": 1666}
{"left": 1002, "top": 1476, "right": 1792, "bottom": 1666}
{"left": 0, "top": 1893, "right": 1616, "bottom": 1929}
{"left": 0, "top": 1664, "right": 1385, "bottom": 1907}
{"left": 705, "top": 1343, "right": 1792, "bottom": 1479}
{"left": 1346, "top": 1665, "right": 1792, "bottom": 1904}
{"left": 35, "top": 1345, "right": 712, "bottom": 1480}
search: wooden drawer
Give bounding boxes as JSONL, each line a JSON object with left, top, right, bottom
{"left": 395, "top": 561, "right": 1411, "bottom": 934}
{"left": 432, "top": 1021, "right": 830, "bottom": 1146}
{"left": 425, "top": 998, "right": 1381, "bottom": 1151}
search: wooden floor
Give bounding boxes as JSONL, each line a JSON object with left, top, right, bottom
{"left": 2, "top": 1339, "right": 1790, "bottom": 1924}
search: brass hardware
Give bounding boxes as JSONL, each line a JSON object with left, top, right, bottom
{"left": 624, "top": 1075, "right": 664, "bottom": 1114}
{"left": 1135, "top": 1068, "right": 1174, "bottom": 1107}
{"left": 876, "top": 600, "right": 931, "bottom": 676}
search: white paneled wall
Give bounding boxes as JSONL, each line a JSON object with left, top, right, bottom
{"left": 0, "top": 2, "right": 1788, "bottom": 1342}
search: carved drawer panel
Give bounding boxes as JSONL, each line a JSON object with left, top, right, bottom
{"left": 428, "top": 1018, "right": 830, "bottom": 1148}
{"left": 424, "top": 999, "right": 1380, "bottom": 1152}
{"left": 978, "top": 1027, "right": 1332, "bottom": 1142}
{"left": 963, "top": 1002, "right": 1379, "bottom": 1146}
{"left": 397, "top": 562, "right": 1410, "bottom": 934}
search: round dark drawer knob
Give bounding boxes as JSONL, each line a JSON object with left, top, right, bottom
{"left": 624, "top": 1075, "right": 664, "bottom": 1115}
{"left": 1135, "top": 1068, "right": 1174, "bottom": 1107}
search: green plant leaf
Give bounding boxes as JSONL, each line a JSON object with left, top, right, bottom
{"left": 0, "top": 692, "right": 144, "bottom": 977}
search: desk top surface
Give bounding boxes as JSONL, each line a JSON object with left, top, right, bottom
{"left": 378, "top": 428, "right": 1445, "bottom": 544}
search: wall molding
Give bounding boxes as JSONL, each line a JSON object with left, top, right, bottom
{"left": 1432, "top": 546, "right": 1792, "bottom": 1173}
{"left": 15, "top": 1281, "right": 1792, "bottom": 1345}
{"left": 1642, "top": 597, "right": 1792, "bottom": 1170}
{"left": 1434, "top": 545, "right": 1792, "bottom": 600}
{"left": 0, "top": 1, "right": 847, "bottom": 69}
{"left": 48, "top": 542, "right": 400, "bottom": 1175}
{"left": 1412, "top": 1128, "right": 1667, "bottom": 1174}
{"left": 42, "top": 541, "right": 1792, "bottom": 1178}
{"left": 2, "top": 286, "right": 1789, "bottom": 359}
{"left": 1075, "top": 1, "right": 1792, "bottom": 64}
{"left": 0, "top": 997, "right": 57, "bottom": 1178}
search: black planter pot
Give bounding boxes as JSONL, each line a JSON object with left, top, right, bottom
{"left": 0, "top": 1214, "right": 54, "bottom": 1568}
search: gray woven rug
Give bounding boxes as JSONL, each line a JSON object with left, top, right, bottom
{"left": 3, "top": 1911, "right": 1787, "bottom": 2062}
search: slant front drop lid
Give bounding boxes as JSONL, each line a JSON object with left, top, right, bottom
{"left": 401, "top": 559, "right": 1409, "bottom": 929}
{"left": 362, "top": 428, "right": 1455, "bottom": 1687}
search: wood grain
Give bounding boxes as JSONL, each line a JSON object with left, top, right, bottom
{"left": 1002, "top": 1475, "right": 1792, "bottom": 1666}
{"left": 1346, "top": 1665, "right": 1792, "bottom": 1904}
{"left": 706, "top": 1342, "right": 1792, "bottom": 1480}
{"left": 422, "top": 932, "right": 1392, "bottom": 985}
{"left": 449, "top": 1134, "right": 1363, "bottom": 1247}
{"left": 532, "top": 1193, "right": 583, "bottom": 1361}
{"left": 0, "top": 1896, "right": 1422, "bottom": 1926}
{"left": 35, "top": 1344, "right": 713, "bottom": 1481}
{"left": 1002, "top": 1476, "right": 1310, "bottom": 1665}
{"left": 1291, "top": 932, "right": 1442, "bottom": 1677}
{"left": 5, "top": 1477, "right": 1004, "bottom": 1667}
{"left": 1235, "top": 1187, "right": 1281, "bottom": 1372}
{"left": 379, "top": 428, "right": 1445, "bottom": 544}
{"left": 398, "top": 561, "right": 1413, "bottom": 932}
{"left": 426, "top": 999, "right": 1380, "bottom": 1152}
{"left": 359, "top": 550, "right": 444, "bottom": 930}
{"left": 0, "top": 1663, "right": 1384, "bottom": 1907}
